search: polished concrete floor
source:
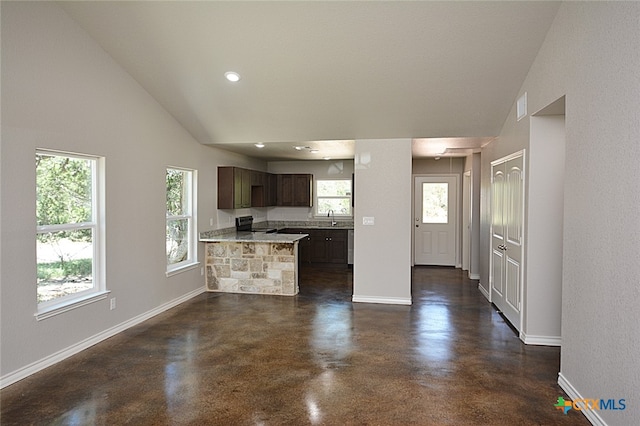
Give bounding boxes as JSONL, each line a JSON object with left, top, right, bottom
{"left": 1, "top": 266, "right": 588, "bottom": 425}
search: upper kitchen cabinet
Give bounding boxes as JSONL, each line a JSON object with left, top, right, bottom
{"left": 266, "top": 173, "right": 278, "bottom": 207}
{"left": 218, "top": 166, "right": 251, "bottom": 209}
{"left": 277, "top": 174, "right": 313, "bottom": 207}
{"left": 218, "top": 168, "right": 312, "bottom": 209}
{"left": 248, "top": 170, "right": 277, "bottom": 208}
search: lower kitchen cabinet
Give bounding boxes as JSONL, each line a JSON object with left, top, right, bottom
{"left": 280, "top": 229, "right": 311, "bottom": 263}
{"left": 282, "top": 228, "right": 347, "bottom": 264}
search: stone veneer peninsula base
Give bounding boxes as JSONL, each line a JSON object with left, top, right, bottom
{"left": 202, "top": 234, "right": 306, "bottom": 296}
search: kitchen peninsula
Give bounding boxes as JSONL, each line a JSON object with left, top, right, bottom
{"left": 199, "top": 231, "right": 308, "bottom": 296}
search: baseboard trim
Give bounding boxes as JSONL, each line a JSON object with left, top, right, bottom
{"left": 352, "top": 295, "right": 412, "bottom": 305}
{"left": 478, "top": 283, "right": 491, "bottom": 302}
{"left": 469, "top": 273, "right": 480, "bottom": 280}
{"left": 520, "top": 332, "right": 562, "bottom": 346}
{"left": 558, "top": 372, "right": 607, "bottom": 426}
{"left": 1, "top": 286, "right": 206, "bottom": 389}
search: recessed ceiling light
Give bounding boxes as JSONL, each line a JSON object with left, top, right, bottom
{"left": 254, "top": 143, "right": 265, "bottom": 148}
{"left": 310, "top": 149, "right": 319, "bottom": 154}
{"left": 224, "top": 71, "right": 241, "bottom": 82}
{"left": 323, "top": 157, "right": 331, "bottom": 160}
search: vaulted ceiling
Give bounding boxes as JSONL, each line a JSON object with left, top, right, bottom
{"left": 60, "top": 1, "right": 561, "bottom": 160}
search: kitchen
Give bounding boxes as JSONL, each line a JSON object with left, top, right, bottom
{"left": 200, "top": 159, "right": 356, "bottom": 296}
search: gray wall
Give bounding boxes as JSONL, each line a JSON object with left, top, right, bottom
{"left": 353, "top": 139, "right": 412, "bottom": 304}
{"left": 412, "top": 157, "right": 464, "bottom": 175}
{"left": 481, "top": 2, "right": 640, "bottom": 423}
{"left": 0, "top": 1, "right": 266, "bottom": 382}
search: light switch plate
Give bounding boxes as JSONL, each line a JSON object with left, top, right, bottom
{"left": 363, "top": 216, "right": 375, "bottom": 225}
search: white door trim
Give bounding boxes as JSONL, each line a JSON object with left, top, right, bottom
{"left": 412, "top": 174, "right": 459, "bottom": 266}
{"left": 462, "top": 171, "right": 471, "bottom": 273}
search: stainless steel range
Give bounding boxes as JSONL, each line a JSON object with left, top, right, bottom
{"left": 235, "top": 216, "right": 277, "bottom": 233}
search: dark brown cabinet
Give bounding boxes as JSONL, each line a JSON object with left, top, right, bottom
{"left": 218, "top": 168, "right": 311, "bottom": 209}
{"left": 281, "top": 228, "right": 347, "bottom": 264}
{"left": 310, "top": 229, "right": 347, "bottom": 264}
{"left": 280, "top": 228, "right": 311, "bottom": 264}
{"left": 218, "top": 167, "right": 251, "bottom": 209}
{"left": 277, "top": 174, "right": 313, "bottom": 207}
{"left": 266, "top": 173, "right": 278, "bottom": 207}
{"left": 250, "top": 170, "right": 266, "bottom": 207}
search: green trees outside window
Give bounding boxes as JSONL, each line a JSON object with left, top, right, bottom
{"left": 36, "top": 152, "right": 97, "bottom": 304}
{"left": 166, "top": 168, "right": 195, "bottom": 270}
{"left": 316, "top": 179, "right": 352, "bottom": 216}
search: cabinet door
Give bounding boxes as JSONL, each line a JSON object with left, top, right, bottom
{"left": 234, "top": 168, "right": 251, "bottom": 209}
{"left": 293, "top": 174, "right": 312, "bottom": 207}
{"left": 327, "top": 229, "right": 347, "bottom": 264}
{"left": 281, "top": 228, "right": 311, "bottom": 264}
{"left": 297, "top": 229, "right": 312, "bottom": 264}
{"left": 266, "top": 173, "right": 278, "bottom": 206}
{"left": 277, "top": 174, "right": 294, "bottom": 206}
{"left": 217, "top": 167, "right": 235, "bottom": 209}
{"left": 277, "top": 174, "right": 313, "bottom": 206}
{"left": 309, "top": 230, "right": 328, "bottom": 263}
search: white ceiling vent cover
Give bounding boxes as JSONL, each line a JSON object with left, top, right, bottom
{"left": 517, "top": 92, "right": 527, "bottom": 121}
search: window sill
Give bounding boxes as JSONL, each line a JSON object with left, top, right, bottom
{"left": 166, "top": 261, "right": 201, "bottom": 278}
{"left": 35, "top": 290, "right": 111, "bottom": 321}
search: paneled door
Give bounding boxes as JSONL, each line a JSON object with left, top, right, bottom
{"left": 491, "top": 152, "right": 524, "bottom": 330}
{"left": 414, "top": 176, "right": 458, "bottom": 265}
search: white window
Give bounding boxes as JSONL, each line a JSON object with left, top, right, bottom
{"left": 36, "top": 150, "right": 106, "bottom": 318}
{"left": 315, "top": 179, "right": 352, "bottom": 217}
{"left": 166, "top": 167, "right": 197, "bottom": 274}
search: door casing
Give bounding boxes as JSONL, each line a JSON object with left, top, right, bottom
{"left": 413, "top": 174, "right": 459, "bottom": 266}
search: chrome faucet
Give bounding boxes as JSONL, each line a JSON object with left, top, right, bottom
{"left": 328, "top": 209, "right": 337, "bottom": 226}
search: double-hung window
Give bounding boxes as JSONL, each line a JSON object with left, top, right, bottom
{"left": 315, "top": 179, "right": 353, "bottom": 217}
{"left": 166, "top": 167, "right": 197, "bottom": 274}
{"left": 36, "top": 150, "right": 105, "bottom": 318}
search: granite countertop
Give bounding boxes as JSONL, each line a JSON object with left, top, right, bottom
{"left": 199, "top": 220, "right": 353, "bottom": 242}
{"left": 267, "top": 220, "right": 354, "bottom": 230}
{"left": 287, "top": 225, "right": 353, "bottom": 230}
{"left": 200, "top": 232, "right": 308, "bottom": 243}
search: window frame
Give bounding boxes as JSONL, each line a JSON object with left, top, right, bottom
{"left": 35, "top": 149, "right": 107, "bottom": 320}
{"left": 166, "top": 166, "right": 198, "bottom": 276}
{"left": 314, "top": 178, "right": 353, "bottom": 218}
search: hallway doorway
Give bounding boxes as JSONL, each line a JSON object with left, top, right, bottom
{"left": 413, "top": 175, "right": 458, "bottom": 266}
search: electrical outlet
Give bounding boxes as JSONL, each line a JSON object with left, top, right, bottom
{"left": 200, "top": 267, "right": 204, "bottom": 276}
{"left": 209, "top": 218, "right": 214, "bottom": 226}
{"left": 110, "top": 298, "right": 116, "bottom": 310}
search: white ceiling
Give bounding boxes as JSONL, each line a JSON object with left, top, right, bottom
{"left": 60, "top": 1, "right": 560, "bottom": 160}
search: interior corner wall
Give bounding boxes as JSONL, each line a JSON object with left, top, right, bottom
{"left": 464, "top": 153, "right": 481, "bottom": 279}
{"left": 0, "top": 1, "right": 262, "bottom": 384}
{"left": 480, "top": 2, "right": 640, "bottom": 423}
{"left": 524, "top": 114, "right": 564, "bottom": 341}
{"left": 353, "top": 139, "right": 412, "bottom": 304}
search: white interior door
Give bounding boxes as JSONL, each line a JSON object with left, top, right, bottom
{"left": 491, "top": 153, "right": 524, "bottom": 330}
{"left": 414, "top": 176, "right": 457, "bottom": 266}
